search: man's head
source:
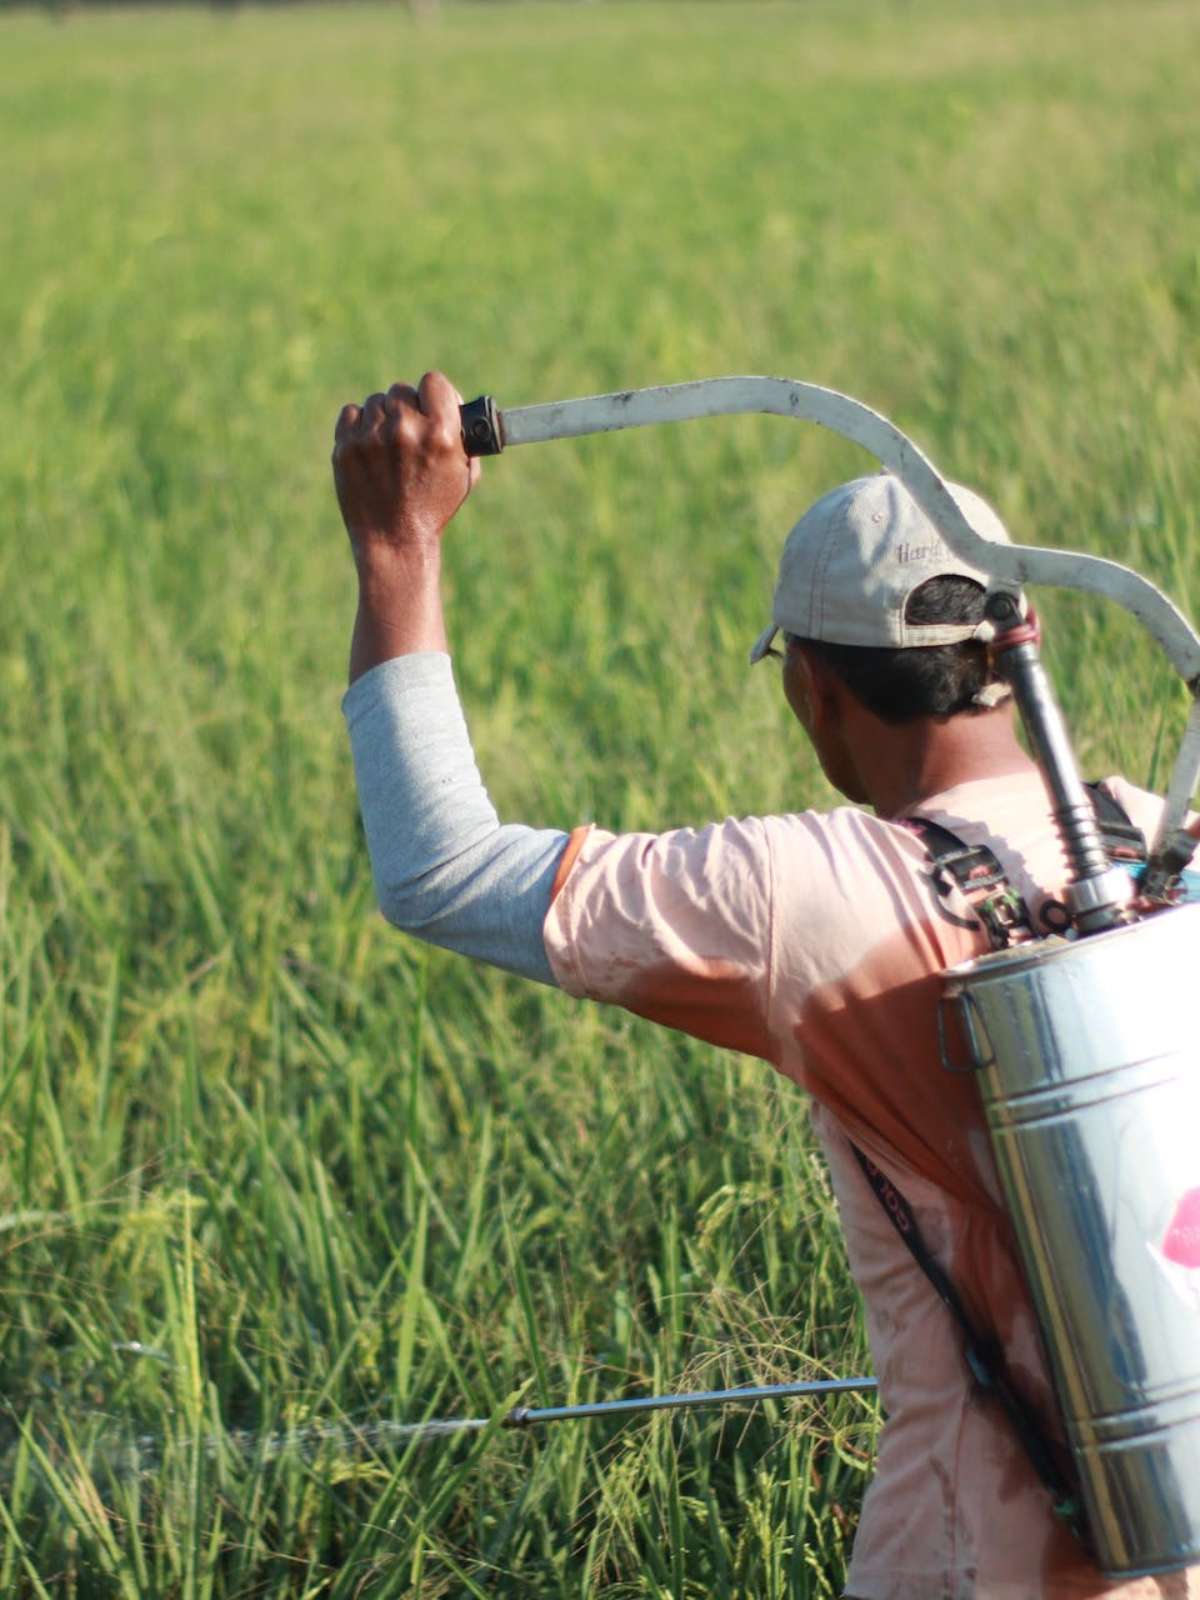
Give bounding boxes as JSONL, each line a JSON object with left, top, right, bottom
{"left": 752, "top": 474, "right": 1017, "bottom": 804}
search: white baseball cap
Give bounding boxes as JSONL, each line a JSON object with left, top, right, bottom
{"left": 749, "top": 473, "right": 1012, "bottom": 663}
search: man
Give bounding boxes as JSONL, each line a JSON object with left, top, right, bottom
{"left": 333, "top": 372, "right": 1197, "bottom": 1599}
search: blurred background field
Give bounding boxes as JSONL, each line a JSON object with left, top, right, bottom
{"left": 2, "top": 1, "right": 1199, "bottom": 1593}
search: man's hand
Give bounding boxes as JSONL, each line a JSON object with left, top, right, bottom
{"left": 333, "top": 371, "right": 480, "bottom": 573}
{"left": 333, "top": 371, "right": 479, "bottom": 683}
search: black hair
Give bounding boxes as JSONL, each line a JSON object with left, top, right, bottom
{"left": 792, "top": 576, "right": 995, "bottom": 724}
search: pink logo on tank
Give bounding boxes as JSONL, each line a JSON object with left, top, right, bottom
{"left": 1162, "top": 1188, "right": 1200, "bottom": 1270}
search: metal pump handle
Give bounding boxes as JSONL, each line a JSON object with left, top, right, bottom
{"left": 459, "top": 376, "right": 1200, "bottom": 873}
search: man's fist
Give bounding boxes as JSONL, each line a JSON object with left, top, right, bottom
{"left": 332, "top": 371, "right": 480, "bottom": 570}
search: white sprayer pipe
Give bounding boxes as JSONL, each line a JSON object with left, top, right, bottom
{"left": 477, "top": 377, "right": 1200, "bottom": 850}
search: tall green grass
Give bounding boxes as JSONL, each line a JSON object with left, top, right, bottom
{"left": 2, "top": 1, "right": 1199, "bottom": 1592}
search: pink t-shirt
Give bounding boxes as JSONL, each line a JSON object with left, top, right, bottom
{"left": 543, "top": 770, "right": 1199, "bottom": 1600}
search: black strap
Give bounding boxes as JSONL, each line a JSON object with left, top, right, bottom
{"left": 1084, "top": 781, "right": 1148, "bottom": 864}
{"left": 906, "top": 816, "right": 1035, "bottom": 948}
{"left": 841, "top": 792, "right": 1144, "bottom": 1546}
{"left": 849, "top": 1143, "right": 1086, "bottom": 1539}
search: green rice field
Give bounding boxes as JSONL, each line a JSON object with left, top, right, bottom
{"left": 2, "top": 0, "right": 1199, "bottom": 1592}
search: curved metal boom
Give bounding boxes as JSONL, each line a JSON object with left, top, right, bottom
{"left": 470, "top": 376, "right": 1200, "bottom": 846}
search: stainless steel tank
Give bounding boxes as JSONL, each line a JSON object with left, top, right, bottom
{"left": 944, "top": 904, "right": 1200, "bottom": 1577}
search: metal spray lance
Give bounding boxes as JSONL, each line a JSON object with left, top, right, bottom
{"left": 458, "top": 375, "right": 1200, "bottom": 1580}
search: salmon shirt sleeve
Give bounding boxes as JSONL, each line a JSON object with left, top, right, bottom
{"left": 542, "top": 818, "right": 778, "bottom": 1063}
{"left": 542, "top": 800, "right": 1007, "bottom": 1210}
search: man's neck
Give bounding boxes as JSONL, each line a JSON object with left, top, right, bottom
{"left": 853, "top": 707, "right": 1038, "bottom": 819}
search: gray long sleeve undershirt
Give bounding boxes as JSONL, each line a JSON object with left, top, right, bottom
{"left": 342, "top": 653, "right": 568, "bottom": 986}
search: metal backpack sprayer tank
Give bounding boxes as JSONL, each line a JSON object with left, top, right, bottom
{"left": 459, "top": 376, "right": 1200, "bottom": 1577}
{"left": 937, "top": 591, "right": 1200, "bottom": 1578}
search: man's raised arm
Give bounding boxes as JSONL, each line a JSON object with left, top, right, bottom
{"left": 332, "top": 370, "right": 568, "bottom": 985}
{"left": 330, "top": 369, "right": 774, "bottom": 1061}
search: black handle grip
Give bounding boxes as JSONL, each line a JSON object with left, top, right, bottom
{"left": 460, "top": 395, "right": 505, "bottom": 457}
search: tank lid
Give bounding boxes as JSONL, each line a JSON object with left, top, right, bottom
{"left": 943, "top": 934, "right": 1070, "bottom": 985}
{"left": 942, "top": 902, "right": 1200, "bottom": 991}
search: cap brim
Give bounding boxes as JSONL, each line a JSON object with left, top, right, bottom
{"left": 749, "top": 623, "right": 778, "bottom": 665}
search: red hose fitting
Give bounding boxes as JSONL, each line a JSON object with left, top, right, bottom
{"left": 993, "top": 604, "right": 1041, "bottom": 650}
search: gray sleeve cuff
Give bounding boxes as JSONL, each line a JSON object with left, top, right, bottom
{"left": 343, "top": 653, "right": 566, "bottom": 987}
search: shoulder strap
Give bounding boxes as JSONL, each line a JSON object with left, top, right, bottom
{"left": 849, "top": 1143, "right": 1088, "bottom": 1542}
{"left": 905, "top": 817, "right": 1035, "bottom": 949}
{"left": 853, "top": 804, "right": 1100, "bottom": 1541}
{"left": 1083, "top": 781, "right": 1148, "bottom": 864}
